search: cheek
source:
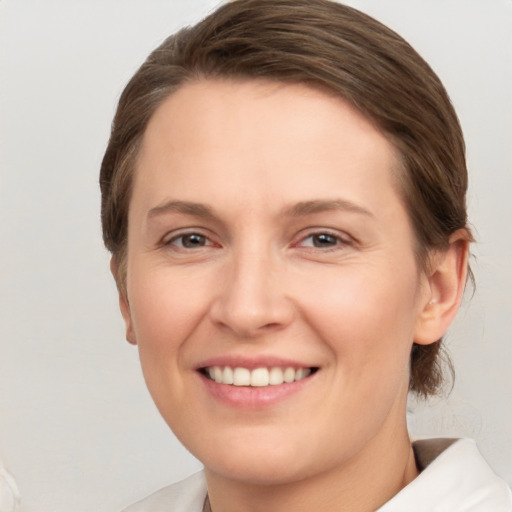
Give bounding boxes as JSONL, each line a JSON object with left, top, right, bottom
{"left": 299, "top": 264, "right": 419, "bottom": 434}
{"left": 296, "top": 260, "right": 420, "bottom": 371}
{"left": 127, "top": 265, "right": 212, "bottom": 375}
{"left": 126, "top": 267, "right": 214, "bottom": 427}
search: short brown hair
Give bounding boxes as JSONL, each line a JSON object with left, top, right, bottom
{"left": 100, "top": 0, "right": 472, "bottom": 397}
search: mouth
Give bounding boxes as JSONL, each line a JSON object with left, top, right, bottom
{"left": 200, "top": 365, "right": 318, "bottom": 387}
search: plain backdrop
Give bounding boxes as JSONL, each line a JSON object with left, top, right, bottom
{"left": 1, "top": 1, "right": 511, "bottom": 511}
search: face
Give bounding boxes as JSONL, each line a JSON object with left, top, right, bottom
{"left": 121, "top": 80, "right": 433, "bottom": 485}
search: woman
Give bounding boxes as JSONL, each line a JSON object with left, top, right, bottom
{"left": 100, "top": 0, "right": 512, "bottom": 510}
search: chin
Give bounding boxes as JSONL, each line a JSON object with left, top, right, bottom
{"left": 190, "top": 432, "right": 330, "bottom": 486}
{"left": 207, "top": 456, "right": 311, "bottom": 486}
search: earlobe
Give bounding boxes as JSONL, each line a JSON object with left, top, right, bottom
{"left": 110, "top": 256, "right": 137, "bottom": 345}
{"left": 414, "top": 231, "right": 470, "bottom": 345}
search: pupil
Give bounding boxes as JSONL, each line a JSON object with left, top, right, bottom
{"left": 313, "top": 234, "right": 336, "bottom": 247}
{"left": 183, "top": 234, "right": 205, "bottom": 248}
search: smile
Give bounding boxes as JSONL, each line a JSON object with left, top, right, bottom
{"left": 202, "top": 366, "right": 316, "bottom": 387}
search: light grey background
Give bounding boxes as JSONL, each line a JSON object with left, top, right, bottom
{"left": 0, "top": 1, "right": 510, "bottom": 511}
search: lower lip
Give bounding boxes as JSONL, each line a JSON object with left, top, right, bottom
{"left": 199, "top": 372, "right": 316, "bottom": 410}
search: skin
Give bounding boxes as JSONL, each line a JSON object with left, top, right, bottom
{"left": 116, "top": 79, "right": 468, "bottom": 512}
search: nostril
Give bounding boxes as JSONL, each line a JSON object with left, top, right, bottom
{"left": 261, "top": 322, "right": 282, "bottom": 330}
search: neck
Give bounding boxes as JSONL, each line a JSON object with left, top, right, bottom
{"left": 205, "top": 425, "right": 419, "bottom": 512}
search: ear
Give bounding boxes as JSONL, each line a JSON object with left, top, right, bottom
{"left": 414, "top": 230, "right": 470, "bottom": 345}
{"left": 110, "top": 256, "right": 137, "bottom": 345}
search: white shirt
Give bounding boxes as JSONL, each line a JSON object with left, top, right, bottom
{"left": 122, "top": 438, "right": 512, "bottom": 511}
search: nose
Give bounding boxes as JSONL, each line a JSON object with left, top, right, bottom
{"left": 209, "top": 248, "right": 295, "bottom": 339}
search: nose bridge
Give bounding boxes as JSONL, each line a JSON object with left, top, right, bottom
{"left": 211, "top": 238, "right": 292, "bottom": 337}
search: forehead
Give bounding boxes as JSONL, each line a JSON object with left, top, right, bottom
{"left": 132, "top": 79, "right": 404, "bottom": 220}
{"left": 141, "top": 79, "right": 385, "bottom": 149}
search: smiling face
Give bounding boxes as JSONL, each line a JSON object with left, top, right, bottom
{"left": 120, "top": 79, "right": 433, "bottom": 486}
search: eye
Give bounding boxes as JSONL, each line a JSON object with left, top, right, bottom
{"left": 298, "top": 232, "right": 347, "bottom": 249}
{"left": 166, "top": 232, "right": 211, "bottom": 249}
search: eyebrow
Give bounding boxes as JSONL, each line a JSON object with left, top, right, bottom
{"left": 147, "top": 200, "right": 216, "bottom": 220}
{"left": 146, "top": 198, "right": 374, "bottom": 222}
{"left": 282, "top": 199, "right": 374, "bottom": 218}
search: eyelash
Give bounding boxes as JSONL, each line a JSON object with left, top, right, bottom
{"left": 163, "top": 230, "right": 216, "bottom": 250}
{"left": 162, "top": 229, "right": 351, "bottom": 252}
{"left": 295, "top": 230, "right": 352, "bottom": 251}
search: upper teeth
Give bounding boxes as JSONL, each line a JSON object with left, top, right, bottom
{"left": 206, "top": 366, "right": 312, "bottom": 387}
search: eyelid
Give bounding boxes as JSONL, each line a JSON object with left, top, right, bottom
{"left": 161, "top": 228, "right": 219, "bottom": 248}
{"left": 159, "top": 226, "right": 354, "bottom": 250}
{"left": 293, "top": 228, "right": 354, "bottom": 249}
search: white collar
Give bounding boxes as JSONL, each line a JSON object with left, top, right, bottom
{"left": 377, "top": 438, "right": 512, "bottom": 511}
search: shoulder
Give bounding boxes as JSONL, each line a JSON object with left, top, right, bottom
{"left": 121, "top": 471, "right": 207, "bottom": 512}
{"left": 378, "top": 438, "right": 512, "bottom": 511}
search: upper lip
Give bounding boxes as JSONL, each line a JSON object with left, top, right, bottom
{"left": 196, "top": 355, "right": 318, "bottom": 371}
